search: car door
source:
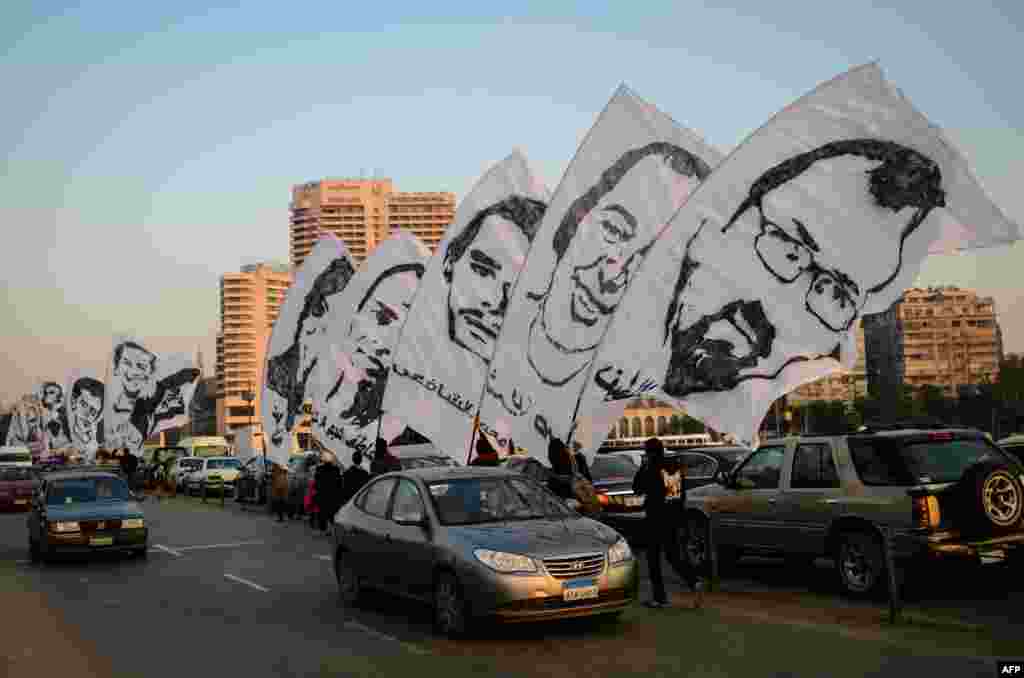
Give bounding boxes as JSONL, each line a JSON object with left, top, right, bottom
{"left": 679, "top": 452, "right": 719, "bottom": 490}
{"left": 776, "top": 442, "right": 842, "bottom": 556}
{"left": 712, "top": 445, "right": 786, "bottom": 551}
{"left": 345, "top": 477, "right": 396, "bottom": 589}
{"left": 381, "top": 478, "right": 435, "bottom": 600}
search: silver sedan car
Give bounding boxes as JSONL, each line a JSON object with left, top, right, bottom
{"left": 332, "top": 466, "right": 638, "bottom": 637}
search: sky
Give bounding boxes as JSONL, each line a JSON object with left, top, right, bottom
{"left": 1, "top": 1, "right": 1022, "bottom": 404}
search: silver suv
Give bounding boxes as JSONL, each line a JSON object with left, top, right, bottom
{"left": 683, "top": 425, "right": 1024, "bottom": 597}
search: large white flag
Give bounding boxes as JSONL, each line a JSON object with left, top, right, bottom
{"left": 581, "top": 63, "right": 1021, "bottom": 447}
{"left": 104, "top": 337, "right": 201, "bottom": 455}
{"left": 262, "top": 234, "right": 356, "bottom": 467}
{"left": 381, "top": 152, "right": 550, "bottom": 460}
{"left": 477, "top": 85, "right": 723, "bottom": 464}
{"left": 37, "top": 380, "right": 71, "bottom": 451}
{"left": 312, "top": 230, "right": 429, "bottom": 464}
{"left": 65, "top": 370, "right": 106, "bottom": 461}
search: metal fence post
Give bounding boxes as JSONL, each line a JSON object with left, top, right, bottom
{"left": 707, "top": 513, "right": 720, "bottom": 593}
{"left": 882, "top": 525, "right": 901, "bottom": 624}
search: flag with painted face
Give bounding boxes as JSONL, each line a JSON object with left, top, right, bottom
{"left": 37, "top": 380, "right": 70, "bottom": 450}
{"left": 262, "top": 235, "right": 356, "bottom": 468}
{"left": 581, "top": 63, "right": 1020, "bottom": 447}
{"left": 312, "top": 230, "right": 430, "bottom": 464}
{"left": 65, "top": 370, "right": 106, "bottom": 461}
{"left": 104, "top": 337, "right": 201, "bottom": 455}
{"left": 4, "top": 396, "right": 46, "bottom": 456}
{"left": 380, "top": 152, "right": 550, "bottom": 460}
{"left": 477, "top": 85, "right": 724, "bottom": 465}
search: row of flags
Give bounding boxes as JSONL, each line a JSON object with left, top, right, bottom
{"left": 12, "top": 64, "right": 1016, "bottom": 469}
{"left": 5, "top": 342, "right": 200, "bottom": 462}
{"left": 260, "top": 63, "right": 1020, "bottom": 469}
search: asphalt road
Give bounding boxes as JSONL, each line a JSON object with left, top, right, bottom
{"left": 1, "top": 494, "right": 1020, "bottom": 678}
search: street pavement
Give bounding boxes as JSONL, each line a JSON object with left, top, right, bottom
{"left": 1, "top": 494, "right": 1020, "bottom": 678}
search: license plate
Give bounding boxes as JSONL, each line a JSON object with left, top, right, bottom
{"left": 562, "top": 578, "right": 599, "bottom": 601}
{"left": 625, "top": 496, "right": 643, "bottom": 507}
{"left": 14, "top": 499, "right": 27, "bottom": 505}
{"left": 90, "top": 536, "right": 114, "bottom": 547}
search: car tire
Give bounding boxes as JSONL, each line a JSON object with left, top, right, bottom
{"left": 835, "top": 530, "right": 886, "bottom": 599}
{"left": 434, "top": 571, "right": 469, "bottom": 639}
{"left": 952, "top": 462, "right": 1024, "bottom": 537}
{"left": 334, "top": 549, "right": 361, "bottom": 606}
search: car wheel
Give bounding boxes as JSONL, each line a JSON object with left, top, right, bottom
{"left": 434, "top": 571, "right": 469, "bottom": 638}
{"left": 835, "top": 530, "right": 886, "bottom": 598}
{"left": 334, "top": 549, "right": 361, "bottom": 606}
{"left": 962, "top": 463, "right": 1024, "bottom": 536}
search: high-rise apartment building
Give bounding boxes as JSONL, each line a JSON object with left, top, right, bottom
{"left": 787, "top": 321, "right": 868, "bottom": 403}
{"left": 863, "top": 286, "right": 1003, "bottom": 398}
{"left": 289, "top": 178, "right": 455, "bottom": 268}
{"left": 216, "top": 262, "right": 311, "bottom": 448}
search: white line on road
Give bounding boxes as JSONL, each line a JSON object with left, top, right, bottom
{"left": 224, "top": 573, "right": 269, "bottom": 592}
{"left": 152, "top": 544, "right": 183, "bottom": 557}
{"left": 315, "top": 554, "right": 331, "bottom": 561}
{"left": 176, "top": 541, "right": 265, "bottom": 552}
{"left": 343, "top": 620, "right": 428, "bottom": 655}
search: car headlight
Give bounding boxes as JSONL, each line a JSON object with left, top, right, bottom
{"left": 122, "top": 518, "right": 145, "bottom": 529}
{"left": 608, "top": 538, "right": 633, "bottom": 565}
{"left": 473, "top": 549, "right": 538, "bottom": 574}
{"left": 49, "top": 521, "right": 80, "bottom": 533}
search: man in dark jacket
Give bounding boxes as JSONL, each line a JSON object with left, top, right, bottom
{"left": 340, "top": 450, "right": 370, "bottom": 506}
{"left": 546, "top": 438, "right": 574, "bottom": 500}
{"left": 314, "top": 454, "right": 344, "bottom": 534}
{"left": 572, "top": 441, "right": 593, "bottom": 482}
{"left": 370, "top": 438, "right": 401, "bottom": 475}
{"left": 632, "top": 437, "right": 703, "bottom": 608}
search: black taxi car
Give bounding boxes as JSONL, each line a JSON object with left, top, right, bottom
{"left": 27, "top": 468, "right": 148, "bottom": 562}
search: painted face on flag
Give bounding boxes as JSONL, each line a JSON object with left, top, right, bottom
{"left": 348, "top": 264, "right": 424, "bottom": 377}
{"left": 70, "top": 378, "right": 104, "bottom": 435}
{"left": 444, "top": 197, "right": 545, "bottom": 363}
{"left": 540, "top": 145, "right": 710, "bottom": 354}
{"left": 662, "top": 141, "right": 945, "bottom": 398}
{"left": 114, "top": 342, "right": 157, "bottom": 399}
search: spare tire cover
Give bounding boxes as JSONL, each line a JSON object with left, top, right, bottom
{"left": 951, "top": 462, "right": 1024, "bottom": 536}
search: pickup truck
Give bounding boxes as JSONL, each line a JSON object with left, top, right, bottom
{"left": 683, "top": 425, "right": 1024, "bottom": 597}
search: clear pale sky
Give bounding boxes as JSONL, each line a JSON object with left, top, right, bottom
{"left": 2, "top": 1, "right": 1022, "bottom": 404}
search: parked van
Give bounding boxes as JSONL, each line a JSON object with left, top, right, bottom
{"left": 0, "top": 446, "right": 32, "bottom": 467}
{"left": 176, "top": 436, "right": 232, "bottom": 458}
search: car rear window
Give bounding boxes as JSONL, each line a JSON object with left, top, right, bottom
{"left": 0, "top": 468, "right": 33, "bottom": 481}
{"left": 849, "top": 437, "right": 1015, "bottom": 485}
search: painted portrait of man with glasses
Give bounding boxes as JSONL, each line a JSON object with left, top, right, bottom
{"left": 661, "top": 139, "right": 946, "bottom": 398}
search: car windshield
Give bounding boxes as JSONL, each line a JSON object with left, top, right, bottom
{"left": 849, "top": 437, "right": 1015, "bottom": 485}
{"left": 47, "top": 477, "right": 131, "bottom": 504}
{"left": 427, "top": 477, "right": 573, "bottom": 526}
{"left": 0, "top": 468, "right": 33, "bottom": 481}
{"left": 181, "top": 460, "right": 202, "bottom": 470}
{"left": 590, "top": 455, "right": 638, "bottom": 481}
{"left": 207, "top": 459, "right": 241, "bottom": 470}
{"left": 400, "top": 456, "right": 458, "bottom": 469}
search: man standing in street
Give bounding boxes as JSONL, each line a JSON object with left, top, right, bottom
{"left": 632, "top": 437, "right": 704, "bottom": 609}
{"left": 271, "top": 462, "right": 289, "bottom": 522}
{"left": 340, "top": 450, "right": 370, "bottom": 506}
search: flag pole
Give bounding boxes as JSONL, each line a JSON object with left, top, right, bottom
{"left": 466, "top": 415, "right": 480, "bottom": 464}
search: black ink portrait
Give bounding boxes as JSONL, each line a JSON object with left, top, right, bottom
{"left": 443, "top": 195, "right": 546, "bottom": 363}
{"left": 40, "top": 381, "right": 69, "bottom": 444}
{"left": 322, "top": 262, "right": 424, "bottom": 452}
{"left": 265, "top": 257, "right": 356, "bottom": 448}
{"left": 110, "top": 340, "right": 200, "bottom": 450}
{"left": 68, "top": 377, "right": 104, "bottom": 449}
{"left": 526, "top": 142, "right": 713, "bottom": 388}
{"left": 661, "top": 139, "right": 945, "bottom": 398}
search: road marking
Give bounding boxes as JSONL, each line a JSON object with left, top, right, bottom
{"left": 152, "top": 544, "right": 183, "bottom": 557}
{"left": 343, "top": 620, "right": 428, "bottom": 655}
{"left": 224, "top": 573, "right": 269, "bottom": 592}
{"left": 177, "top": 540, "right": 265, "bottom": 552}
{"left": 315, "top": 554, "right": 331, "bottom": 561}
